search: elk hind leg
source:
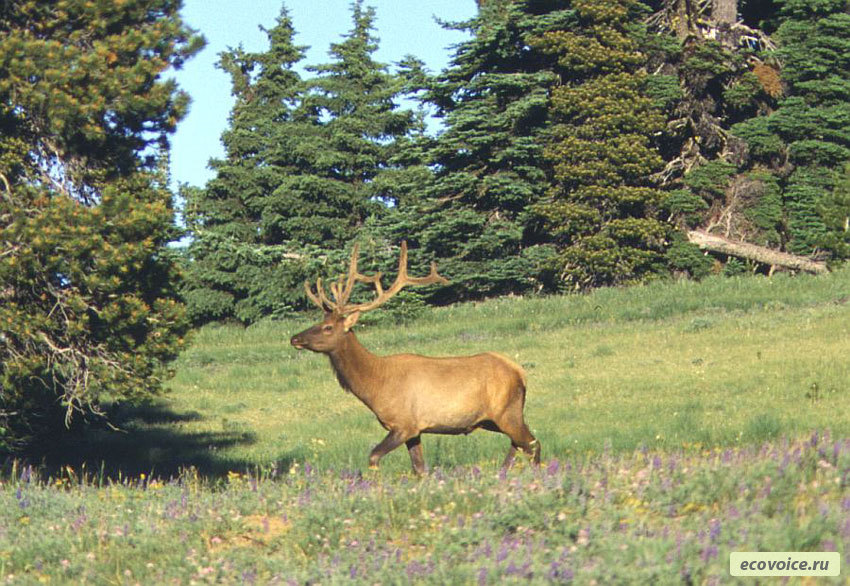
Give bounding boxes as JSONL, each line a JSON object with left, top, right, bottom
{"left": 406, "top": 435, "right": 426, "bottom": 475}
{"left": 497, "top": 409, "right": 540, "bottom": 469}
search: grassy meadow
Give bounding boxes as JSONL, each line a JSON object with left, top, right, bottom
{"left": 3, "top": 268, "right": 850, "bottom": 583}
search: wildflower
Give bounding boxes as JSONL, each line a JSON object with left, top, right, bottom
{"left": 700, "top": 545, "right": 718, "bottom": 562}
{"left": 709, "top": 519, "right": 721, "bottom": 542}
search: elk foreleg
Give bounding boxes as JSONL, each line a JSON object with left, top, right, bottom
{"left": 406, "top": 436, "right": 426, "bottom": 475}
{"left": 368, "top": 430, "right": 407, "bottom": 470}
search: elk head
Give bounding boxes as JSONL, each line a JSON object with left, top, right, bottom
{"left": 290, "top": 241, "right": 448, "bottom": 353}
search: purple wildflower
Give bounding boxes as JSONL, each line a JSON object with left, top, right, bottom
{"left": 548, "top": 562, "right": 574, "bottom": 581}
{"left": 546, "top": 459, "right": 560, "bottom": 476}
{"left": 477, "top": 567, "right": 488, "bottom": 586}
{"left": 71, "top": 508, "right": 88, "bottom": 533}
{"left": 15, "top": 487, "right": 29, "bottom": 509}
{"left": 841, "top": 519, "right": 850, "bottom": 540}
{"left": 708, "top": 519, "right": 720, "bottom": 541}
{"left": 406, "top": 561, "right": 429, "bottom": 579}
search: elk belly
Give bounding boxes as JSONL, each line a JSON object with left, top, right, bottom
{"left": 413, "top": 394, "right": 488, "bottom": 435}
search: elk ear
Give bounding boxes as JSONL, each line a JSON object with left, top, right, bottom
{"left": 343, "top": 311, "right": 360, "bottom": 332}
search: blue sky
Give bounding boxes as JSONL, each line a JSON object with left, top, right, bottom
{"left": 170, "top": 0, "right": 477, "bottom": 190}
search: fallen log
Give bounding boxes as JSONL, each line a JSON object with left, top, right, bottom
{"left": 686, "top": 230, "right": 829, "bottom": 274}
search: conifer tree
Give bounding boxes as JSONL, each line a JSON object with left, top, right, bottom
{"left": 378, "top": 0, "right": 571, "bottom": 301}
{"left": 296, "top": 0, "right": 421, "bottom": 243}
{"left": 183, "top": 7, "right": 311, "bottom": 323}
{"left": 533, "top": 0, "right": 670, "bottom": 288}
{"left": 0, "top": 0, "right": 202, "bottom": 448}
{"left": 733, "top": 0, "right": 850, "bottom": 258}
{"left": 184, "top": 1, "right": 421, "bottom": 323}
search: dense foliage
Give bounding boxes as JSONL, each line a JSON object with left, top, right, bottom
{"left": 184, "top": 0, "right": 849, "bottom": 324}
{"left": 369, "top": 1, "right": 572, "bottom": 301}
{"left": 733, "top": 0, "right": 850, "bottom": 257}
{"left": 183, "top": 3, "right": 422, "bottom": 322}
{"left": 0, "top": 0, "right": 202, "bottom": 448}
{"left": 181, "top": 7, "right": 311, "bottom": 324}
{"left": 533, "top": 0, "right": 670, "bottom": 288}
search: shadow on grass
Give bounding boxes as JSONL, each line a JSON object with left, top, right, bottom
{"left": 7, "top": 400, "right": 295, "bottom": 482}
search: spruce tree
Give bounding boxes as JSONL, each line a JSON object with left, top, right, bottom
{"left": 377, "top": 0, "right": 571, "bottom": 302}
{"left": 533, "top": 0, "right": 670, "bottom": 288}
{"left": 0, "top": 0, "right": 202, "bottom": 448}
{"left": 183, "top": 7, "right": 312, "bottom": 323}
{"left": 184, "top": 1, "right": 421, "bottom": 323}
{"left": 295, "top": 0, "right": 421, "bottom": 244}
{"left": 733, "top": 0, "right": 850, "bottom": 258}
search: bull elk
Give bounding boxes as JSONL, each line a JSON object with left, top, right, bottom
{"left": 290, "top": 241, "right": 540, "bottom": 474}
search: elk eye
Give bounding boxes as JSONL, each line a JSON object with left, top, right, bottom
{"left": 322, "top": 325, "right": 333, "bottom": 333}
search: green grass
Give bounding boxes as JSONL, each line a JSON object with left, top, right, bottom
{"left": 3, "top": 267, "right": 850, "bottom": 582}
{"left": 53, "top": 266, "right": 850, "bottom": 475}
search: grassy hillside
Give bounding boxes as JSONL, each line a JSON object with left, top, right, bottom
{"left": 35, "top": 266, "right": 850, "bottom": 477}
{"left": 3, "top": 268, "right": 850, "bottom": 583}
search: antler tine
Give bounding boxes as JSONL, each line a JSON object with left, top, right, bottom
{"left": 331, "top": 242, "right": 362, "bottom": 309}
{"left": 304, "top": 279, "right": 337, "bottom": 313}
{"left": 315, "top": 278, "right": 337, "bottom": 311}
{"left": 304, "top": 280, "right": 325, "bottom": 311}
{"left": 341, "top": 240, "right": 449, "bottom": 315}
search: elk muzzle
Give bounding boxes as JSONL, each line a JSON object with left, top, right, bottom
{"left": 290, "top": 330, "right": 310, "bottom": 350}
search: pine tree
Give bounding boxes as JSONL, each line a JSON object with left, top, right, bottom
{"left": 377, "top": 0, "right": 571, "bottom": 302}
{"left": 0, "top": 0, "right": 202, "bottom": 448}
{"left": 533, "top": 0, "right": 670, "bottom": 288}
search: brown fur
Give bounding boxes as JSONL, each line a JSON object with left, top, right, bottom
{"left": 291, "top": 313, "right": 540, "bottom": 474}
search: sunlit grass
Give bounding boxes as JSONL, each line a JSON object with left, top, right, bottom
{"left": 151, "top": 267, "right": 850, "bottom": 474}
{"left": 3, "top": 267, "right": 850, "bottom": 583}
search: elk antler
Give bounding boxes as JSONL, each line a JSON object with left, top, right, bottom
{"left": 303, "top": 241, "right": 448, "bottom": 315}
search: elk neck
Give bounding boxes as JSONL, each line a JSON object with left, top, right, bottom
{"left": 327, "top": 330, "right": 385, "bottom": 406}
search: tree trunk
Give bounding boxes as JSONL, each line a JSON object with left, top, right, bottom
{"left": 712, "top": 0, "right": 738, "bottom": 25}
{"left": 674, "top": 0, "right": 695, "bottom": 39}
{"left": 687, "top": 230, "right": 829, "bottom": 274}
